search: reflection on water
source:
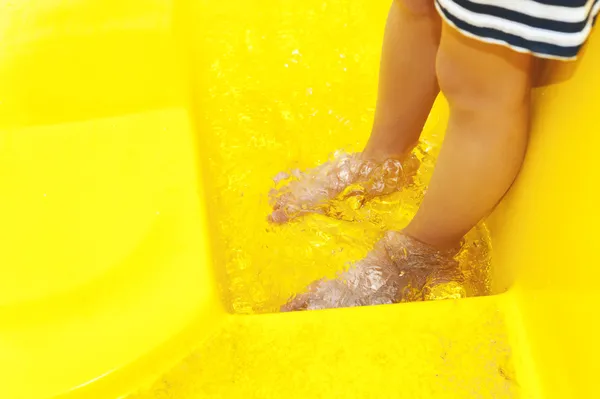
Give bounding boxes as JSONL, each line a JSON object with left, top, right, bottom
{"left": 193, "top": 0, "right": 491, "bottom": 313}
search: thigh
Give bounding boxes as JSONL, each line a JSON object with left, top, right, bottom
{"left": 396, "top": 0, "right": 437, "bottom": 16}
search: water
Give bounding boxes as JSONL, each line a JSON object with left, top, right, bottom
{"left": 203, "top": 137, "right": 492, "bottom": 314}
{"left": 193, "top": 0, "right": 492, "bottom": 313}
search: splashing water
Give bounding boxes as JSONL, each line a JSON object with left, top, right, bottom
{"left": 268, "top": 150, "right": 421, "bottom": 223}
{"left": 210, "top": 139, "right": 492, "bottom": 314}
{"left": 270, "top": 145, "right": 493, "bottom": 312}
{"left": 280, "top": 231, "right": 465, "bottom": 311}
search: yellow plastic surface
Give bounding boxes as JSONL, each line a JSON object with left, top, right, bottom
{"left": 0, "top": 0, "right": 598, "bottom": 398}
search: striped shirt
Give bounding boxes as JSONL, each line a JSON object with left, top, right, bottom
{"left": 435, "top": 0, "right": 600, "bottom": 59}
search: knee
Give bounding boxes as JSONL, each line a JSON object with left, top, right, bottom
{"left": 437, "top": 48, "right": 506, "bottom": 110}
{"left": 436, "top": 34, "right": 531, "bottom": 110}
{"left": 396, "top": 0, "right": 437, "bottom": 16}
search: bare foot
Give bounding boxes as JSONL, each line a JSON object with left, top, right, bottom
{"left": 281, "top": 231, "right": 463, "bottom": 311}
{"left": 268, "top": 151, "right": 420, "bottom": 223}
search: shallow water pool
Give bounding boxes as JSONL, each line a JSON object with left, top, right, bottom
{"left": 193, "top": 0, "right": 493, "bottom": 313}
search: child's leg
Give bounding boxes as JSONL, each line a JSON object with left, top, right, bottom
{"left": 283, "top": 22, "right": 533, "bottom": 311}
{"left": 363, "top": 0, "right": 441, "bottom": 160}
{"left": 269, "top": 0, "right": 441, "bottom": 223}
{"left": 405, "top": 22, "right": 532, "bottom": 249}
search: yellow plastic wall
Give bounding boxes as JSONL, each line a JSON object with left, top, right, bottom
{"left": 0, "top": 1, "right": 223, "bottom": 398}
{"left": 0, "top": 0, "right": 598, "bottom": 398}
{"left": 488, "top": 36, "right": 600, "bottom": 398}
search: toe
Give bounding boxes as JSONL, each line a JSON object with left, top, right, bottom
{"left": 268, "top": 208, "right": 289, "bottom": 224}
{"left": 280, "top": 292, "right": 310, "bottom": 311}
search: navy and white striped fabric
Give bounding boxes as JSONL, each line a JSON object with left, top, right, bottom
{"left": 435, "top": 0, "right": 600, "bottom": 59}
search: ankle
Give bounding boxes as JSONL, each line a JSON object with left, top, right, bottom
{"left": 401, "top": 225, "right": 462, "bottom": 253}
{"left": 361, "top": 149, "right": 402, "bottom": 162}
{"left": 362, "top": 126, "right": 418, "bottom": 162}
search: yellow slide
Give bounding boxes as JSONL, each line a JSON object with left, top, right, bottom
{"left": 1, "top": 1, "right": 598, "bottom": 398}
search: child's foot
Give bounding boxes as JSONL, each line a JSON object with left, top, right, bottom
{"left": 268, "top": 151, "right": 420, "bottom": 223}
{"left": 281, "top": 231, "right": 462, "bottom": 311}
